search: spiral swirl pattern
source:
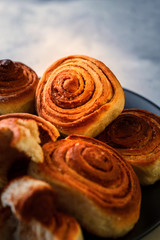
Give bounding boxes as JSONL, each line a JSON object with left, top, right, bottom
{"left": 36, "top": 55, "right": 125, "bottom": 137}
{"left": 0, "top": 59, "right": 39, "bottom": 114}
{"left": 29, "top": 135, "right": 141, "bottom": 238}
{"left": 97, "top": 109, "right": 160, "bottom": 185}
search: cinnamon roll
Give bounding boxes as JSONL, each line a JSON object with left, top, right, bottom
{"left": 0, "top": 118, "right": 44, "bottom": 190}
{"left": 36, "top": 55, "right": 125, "bottom": 137}
{"left": 0, "top": 113, "right": 60, "bottom": 145}
{"left": 97, "top": 109, "right": 160, "bottom": 185}
{"left": 0, "top": 59, "right": 39, "bottom": 115}
{"left": 29, "top": 135, "right": 141, "bottom": 238}
{"left": 1, "top": 176, "right": 84, "bottom": 240}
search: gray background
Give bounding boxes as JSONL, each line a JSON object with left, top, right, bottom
{"left": 0, "top": 0, "right": 159, "bottom": 107}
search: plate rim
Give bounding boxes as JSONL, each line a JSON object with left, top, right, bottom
{"left": 85, "top": 88, "right": 160, "bottom": 240}
{"left": 124, "top": 88, "right": 160, "bottom": 111}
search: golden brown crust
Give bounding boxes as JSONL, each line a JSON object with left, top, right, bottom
{"left": 0, "top": 113, "right": 60, "bottom": 145}
{"left": 36, "top": 55, "right": 125, "bottom": 137}
{"left": 29, "top": 135, "right": 141, "bottom": 238}
{"left": 1, "top": 176, "right": 57, "bottom": 224}
{"left": 0, "top": 59, "right": 39, "bottom": 114}
{"left": 1, "top": 176, "right": 84, "bottom": 240}
{"left": 97, "top": 109, "right": 160, "bottom": 185}
{"left": 0, "top": 118, "right": 44, "bottom": 190}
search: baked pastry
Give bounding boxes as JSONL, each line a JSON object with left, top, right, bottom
{"left": 36, "top": 55, "right": 125, "bottom": 137}
{"left": 0, "top": 59, "right": 39, "bottom": 115}
{"left": 0, "top": 113, "right": 60, "bottom": 145}
{"left": 29, "top": 135, "right": 141, "bottom": 238}
{"left": 97, "top": 109, "right": 160, "bottom": 185}
{"left": 1, "top": 176, "right": 84, "bottom": 240}
{"left": 0, "top": 118, "right": 44, "bottom": 190}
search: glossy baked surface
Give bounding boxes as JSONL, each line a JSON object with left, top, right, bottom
{"left": 83, "top": 89, "right": 160, "bottom": 240}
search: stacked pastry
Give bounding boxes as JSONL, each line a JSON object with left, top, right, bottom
{"left": 29, "top": 135, "right": 141, "bottom": 238}
{"left": 0, "top": 114, "right": 60, "bottom": 190}
{"left": 0, "top": 55, "right": 159, "bottom": 239}
{"left": 0, "top": 112, "right": 82, "bottom": 240}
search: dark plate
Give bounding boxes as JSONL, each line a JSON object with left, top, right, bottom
{"left": 83, "top": 88, "right": 160, "bottom": 240}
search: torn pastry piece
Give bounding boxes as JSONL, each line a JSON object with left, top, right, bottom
{"left": 97, "top": 109, "right": 160, "bottom": 185}
{"left": 0, "top": 59, "right": 39, "bottom": 114}
{"left": 29, "top": 135, "right": 141, "bottom": 238}
{"left": 0, "top": 113, "right": 60, "bottom": 145}
{"left": 0, "top": 118, "right": 44, "bottom": 190}
{"left": 36, "top": 55, "right": 125, "bottom": 137}
{"left": 1, "top": 176, "right": 84, "bottom": 240}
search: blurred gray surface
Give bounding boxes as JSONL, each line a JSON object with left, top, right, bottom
{"left": 0, "top": 0, "right": 159, "bottom": 107}
{"left": 0, "top": 0, "right": 160, "bottom": 239}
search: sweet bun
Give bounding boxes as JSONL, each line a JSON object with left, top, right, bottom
{"left": 1, "top": 176, "right": 84, "bottom": 240}
{"left": 0, "top": 113, "right": 60, "bottom": 145}
{"left": 0, "top": 59, "right": 39, "bottom": 115}
{"left": 97, "top": 109, "right": 160, "bottom": 185}
{"left": 0, "top": 118, "right": 44, "bottom": 190}
{"left": 29, "top": 134, "right": 141, "bottom": 238}
{"left": 36, "top": 55, "right": 125, "bottom": 137}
